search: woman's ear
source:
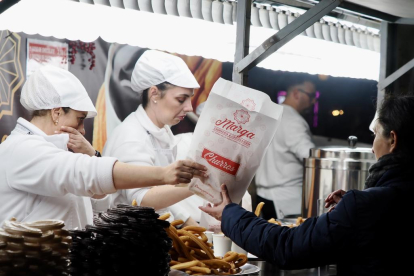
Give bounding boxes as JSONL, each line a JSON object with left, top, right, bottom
{"left": 148, "top": 86, "right": 159, "bottom": 101}
{"left": 389, "top": 130, "right": 397, "bottom": 153}
{"left": 51, "top": 108, "right": 61, "bottom": 121}
{"left": 50, "top": 108, "right": 62, "bottom": 126}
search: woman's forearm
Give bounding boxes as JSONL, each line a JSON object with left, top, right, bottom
{"left": 112, "top": 162, "right": 165, "bottom": 189}
{"left": 140, "top": 185, "right": 193, "bottom": 210}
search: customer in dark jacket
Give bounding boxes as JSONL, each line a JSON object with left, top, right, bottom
{"left": 200, "top": 95, "right": 414, "bottom": 276}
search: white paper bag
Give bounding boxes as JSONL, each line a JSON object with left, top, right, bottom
{"left": 188, "top": 78, "right": 283, "bottom": 204}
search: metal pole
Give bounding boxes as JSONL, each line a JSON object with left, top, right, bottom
{"left": 378, "top": 58, "right": 414, "bottom": 91}
{"left": 377, "top": 21, "right": 391, "bottom": 106}
{"left": 232, "top": 0, "right": 251, "bottom": 85}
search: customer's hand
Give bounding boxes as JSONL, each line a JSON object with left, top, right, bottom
{"left": 57, "top": 126, "right": 95, "bottom": 156}
{"left": 199, "top": 184, "right": 232, "bottom": 221}
{"left": 325, "top": 189, "right": 346, "bottom": 212}
{"left": 163, "top": 160, "right": 208, "bottom": 185}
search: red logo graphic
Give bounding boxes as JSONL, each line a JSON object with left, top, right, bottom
{"left": 233, "top": 109, "right": 250, "bottom": 125}
{"left": 202, "top": 148, "right": 240, "bottom": 176}
{"left": 241, "top": 98, "right": 256, "bottom": 111}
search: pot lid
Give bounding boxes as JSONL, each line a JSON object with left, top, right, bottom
{"left": 309, "top": 136, "right": 375, "bottom": 160}
{"left": 304, "top": 157, "right": 376, "bottom": 170}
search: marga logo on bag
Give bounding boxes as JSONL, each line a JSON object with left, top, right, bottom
{"left": 202, "top": 148, "right": 240, "bottom": 176}
{"left": 214, "top": 109, "right": 255, "bottom": 139}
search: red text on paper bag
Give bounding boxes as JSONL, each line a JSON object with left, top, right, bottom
{"left": 202, "top": 148, "right": 240, "bottom": 176}
{"left": 212, "top": 109, "right": 257, "bottom": 148}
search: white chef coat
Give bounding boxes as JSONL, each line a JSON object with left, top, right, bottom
{"left": 102, "top": 105, "right": 191, "bottom": 223}
{"left": 255, "top": 104, "right": 315, "bottom": 219}
{"left": 0, "top": 118, "right": 117, "bottom": 229}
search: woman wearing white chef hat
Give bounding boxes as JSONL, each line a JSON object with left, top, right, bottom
{"left": 102, "top": 50, "right": 201, "bottom": 226}
{"left": 0, "top": 65, "right": 207, "bottom": 229}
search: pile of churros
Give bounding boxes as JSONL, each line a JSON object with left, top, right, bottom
{"left": 158, "top": 213, "right": 247, "bottom": 275}
{"left": 255, "top": 201, "right": 306, "bottom": 228}
{"left": 268, "top": 216, "right": 305, "bottom": 227}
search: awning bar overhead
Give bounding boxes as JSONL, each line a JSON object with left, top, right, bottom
{"left": 235, "top": 0, "right": 344, "bottom": 73}
{"left": 295, "top": 0, "right": 399, "bottom": 22}
{"left": 337, "top": 0, "right": 399, "bottom": 23}
{"left": 394, "top": 18, "right": 414, "bottom": 25}
{"left": 0, "top": 0, "right": 380, "bottom": 80}
{"left": 72, "top": 0, "right": 380, "bottom": 53}
{"left": 273, "top": 0, "right": 381, "bottom": 29}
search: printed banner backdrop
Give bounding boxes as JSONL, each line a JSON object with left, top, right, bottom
{"left": 0, "top": 30, "right": 378, "bottom": 149}
{"left": 0, "top": 32, "right": 110, "bottom": 145}
{"left": 0, "top": 30, "right": 26, "bottom": 143}
{"left": 26, "top": 38, "right": 69, "bottom": 77}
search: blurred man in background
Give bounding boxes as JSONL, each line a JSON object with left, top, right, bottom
{"left": 255, "top": 77, "right": 316, "bottom": 220}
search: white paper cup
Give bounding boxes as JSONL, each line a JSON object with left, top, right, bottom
{"left": 231, "top": 242, "right": 247, "bottom": 255}
{"left": 205, "top": 231, "right": 214, "bottom": 244}
{"left": 212, "top": 234, "right": 232, "bottom": 257}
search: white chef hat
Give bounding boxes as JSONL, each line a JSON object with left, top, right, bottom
{"left": 131, "top": 50, "right": 200, "bottom": 95}
{"left": 21, "top": 65, "right": 97, "bottom": 118}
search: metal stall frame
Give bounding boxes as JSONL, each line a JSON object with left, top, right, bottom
{"left": 233, "top": 0, "right": 414, "bottom": 109}
{"left": 233, "top": 0, "right": 345, "bottom": 85}
{"left": 378, "top": 21, "right": 414, "bottom": 105}
{"left": 234, "top": 0, "right": 414, "bottom": 208}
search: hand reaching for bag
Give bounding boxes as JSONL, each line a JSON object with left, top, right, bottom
{"left": 199, "top": 184, "right": 232, "bottom": 221}
{"left": 163, "top": 160, "right": 208, "bottom": 185}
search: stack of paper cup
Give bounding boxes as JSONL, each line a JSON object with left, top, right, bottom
{"left": 212, "top": 233, "right": 232, "bottom": 257}
{"left": 205, "top": 230, "right": 214, "bottom": 244}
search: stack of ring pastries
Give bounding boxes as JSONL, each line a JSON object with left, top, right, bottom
{"left": 69, "top": 204, "right": 171, "bottom": 276}
{"left": 0, "top": 218, "right": 70, "bottom": 275}
{"left": 159, "top": 216, "right": 248, "bottom": 275}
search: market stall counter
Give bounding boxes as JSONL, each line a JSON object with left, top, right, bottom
{"left": 169, "top": 260, "right": 337, "bottom": 276}
{"left": 248, "top": 260, "right": 337, "bottom": 276}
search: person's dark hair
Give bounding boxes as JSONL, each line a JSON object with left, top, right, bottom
{"left": 378, "top": 95, "right": 414, "bottom": 155}
{"left": 32, "top": 107, "right": 71, "bottom": 118}
{"left": 141, "top": 82, "right": 175, "bottom": 108}
{"left": 286, "top": 74, "right": 315, "bottom": 94}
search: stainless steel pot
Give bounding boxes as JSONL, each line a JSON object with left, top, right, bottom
{"left": 301, "top": 136, "right": 376, "bottom": 218}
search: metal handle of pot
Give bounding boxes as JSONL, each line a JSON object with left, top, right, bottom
{"left": 348, "top": 136, "right": 358, "bottom": 149}
{"left": 317, "top": 198, "right": 323, "bottom": 217}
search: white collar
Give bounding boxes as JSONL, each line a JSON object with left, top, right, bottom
{"left": 135, "top": 105, "right": 180, "bottom": 148}
{"left": 14, "top": 118, "right": 69, "bottom": 151}
{"left": 281, "top": 104, "right": 302, "bottom": 116}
